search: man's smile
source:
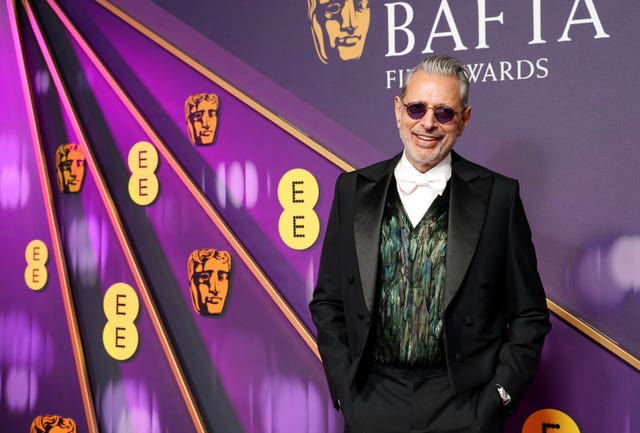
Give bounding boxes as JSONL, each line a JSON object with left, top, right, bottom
{"left": 413, "top": 132, "right": 443, "bottom": 145}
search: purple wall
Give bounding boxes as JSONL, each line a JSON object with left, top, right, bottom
{"left": 1, "top": 0, "right": 638, "bottom": 431}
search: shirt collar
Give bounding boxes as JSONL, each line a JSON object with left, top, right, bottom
{"left": 395, "top": 150, "right": 452, "bottom": 182}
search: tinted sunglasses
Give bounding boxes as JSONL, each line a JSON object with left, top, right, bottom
{"left": 403, "top": 102, "right": 460, "bottom": 124}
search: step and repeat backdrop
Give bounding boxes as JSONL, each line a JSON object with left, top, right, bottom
{"left": 1, "top": 0, "right": 638, "bottom": 432}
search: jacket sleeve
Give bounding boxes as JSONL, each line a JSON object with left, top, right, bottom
{"left": 494, "top": 181, "right": 551, "bottom": 411}
{"left": 309, "top": 173, "right": 352, "bottom": 410}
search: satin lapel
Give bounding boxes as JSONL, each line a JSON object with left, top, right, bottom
{"left": 354, "top": 161, "right": 396, "bottom": 313}
{"left": 444, "top": 164, "right": 494, "bottom": 310}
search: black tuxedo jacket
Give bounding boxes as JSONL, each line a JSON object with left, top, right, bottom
{"left": 310, "top": 151, "right": 551, "bottom": 412}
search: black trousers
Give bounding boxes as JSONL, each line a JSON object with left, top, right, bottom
{"left": 342, "top": 366, "right": 505, "bottom": 433}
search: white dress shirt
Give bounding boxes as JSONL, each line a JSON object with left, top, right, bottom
{"left": 394, "top": 151, "right": 452, "bottom": 227}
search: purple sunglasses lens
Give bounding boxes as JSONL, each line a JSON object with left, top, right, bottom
{"left": 406, "top": 103, "right": 427, "bottom": 119}
{"left": 434, "top": 106, "right": 456, "bottom": 123}
{"left": 405, "top": 103, "right": 456, "bottom": 123}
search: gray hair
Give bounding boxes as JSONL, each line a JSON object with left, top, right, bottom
{"left": 400, "top": 55, "right": 470, "bottom": 108}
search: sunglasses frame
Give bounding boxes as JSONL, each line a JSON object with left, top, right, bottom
{"left": 402, "top": 102, "right": 461, "bottom": 124}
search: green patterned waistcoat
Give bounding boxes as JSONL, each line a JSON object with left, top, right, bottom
{"left": 373, "top": 182, "right": 449, "bottom": 368}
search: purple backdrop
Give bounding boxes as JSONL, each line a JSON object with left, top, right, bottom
{"left": 1, "top": 0, "right": 638, "bottom": 431}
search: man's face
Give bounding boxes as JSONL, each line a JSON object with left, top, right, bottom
{"left": 190, "top": 99, "right": 218, "bottom": 145}
{"left": 190, "top": 253, "right": 230, "bottom": 315}
{"left": 394, "top": 71, "right": 471, "bottom": 172}
{"left": 57, "top": 145, "right": 86, "bottom": 193}
{"left": 313, "top": 0, "right": 370, "bottom": 61}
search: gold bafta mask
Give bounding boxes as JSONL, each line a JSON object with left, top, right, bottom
{"left": 30, "top": 415, "right": 77, "bottom": 433}
{"left": 188, "top": 249, "right": 231, "bottom": 315}
{"left": 55, "top": 144, "right": 86, "bottom": 193}
{"left": 185, "top": 93, "right": 219, "bottom": 146}
{"left": 308, "top": 0, "right": 370, "bottom": 63}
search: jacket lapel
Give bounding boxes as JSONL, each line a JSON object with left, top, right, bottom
{"left": 352, "top": 151, "right": 493, "bottom": 312}
{"left": 354, "top": 154, "right": 400, "bottom": 313}
{"left": 444, "top": 152, "right": 494, "bottom": 310}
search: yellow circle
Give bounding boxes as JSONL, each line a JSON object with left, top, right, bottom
{"left": 103, "top": 282, "right": 140, "bottom": 321}
{"left": 278, "top": 209, "right": 320, "bottom": 250}
{"left": 128, "top": 174, "right": 159, "bottom": 206}
{"left": 25, "top": 265, "right": 48, "bottom": 291}
{"left": 25, "top": 239, "right": 48, "bottom": 264}
{"left": 128, "top": 141, "right": 159, "bottom": 172}
{"left": 277, "top": 168, "right": 319, "bottom": 208}
{"left": 522, "top": 409, "right": 580, "bottom": 433}
{"left": 103, "top": 321, "right": 139, "bottom": 361}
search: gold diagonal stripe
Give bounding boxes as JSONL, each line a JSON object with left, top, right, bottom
{"left": 547, "top": 299, "right": 640, "bottom": 370}
{"left": 95, "top": 0, "right": 355, "bottom": 173}
{"left": 11, "top": 1, "right": 100, "bottom": 431}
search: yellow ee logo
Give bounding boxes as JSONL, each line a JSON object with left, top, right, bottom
{"left": 277, "top": 168, "right": 320, "bottom": 250}
{"left": 522, "top": 409, "right": 580, "bottom": 433}
{"left": 25, "top": 239, "right": 48, "bottom": 291}
{"left": 128, "top": 141, "right": 159, "bottom": 206}
{"left": 103, "top": 282, "right": 140, "bottom": 361}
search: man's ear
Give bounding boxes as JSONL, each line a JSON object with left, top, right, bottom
{"left": 394, "top": 96, "right": 403, "bottom": 128}
{"left": 457, "top": 106, "right": 472, "bottom": 137}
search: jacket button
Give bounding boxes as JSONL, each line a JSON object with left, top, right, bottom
{"left": 357, "top": 312, "right": 365, "bottom": 320}
{"left": 348, "top": 276, "right": 355, "bottom": 284}
{"left": 464, "top": 315, "right": 473, "bottom": 326}
{"left": 455, "top": 352, "right": 464, "bottom": 363}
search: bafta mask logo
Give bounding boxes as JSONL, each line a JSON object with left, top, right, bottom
{"left": 185, "top": 93, "right": 219, "bottom": 146}
{"left": 55, "top": 144, "right": 86, "bottom": 193}
{"left": 308, "top": 0, "right": 370, "bottom": 64}
{"left": 31, "top": 415, "right": 77, "bottom": 433}
{"left": 188, "top": 249, "right": 231, "bottom": 315}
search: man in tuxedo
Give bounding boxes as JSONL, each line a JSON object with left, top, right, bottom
{"left": 309, "top": 54, "right": 551, "bottom": 433}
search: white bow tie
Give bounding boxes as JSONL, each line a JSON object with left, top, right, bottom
{"left": 396, "top": 172, "right": 448, "bottom": 195}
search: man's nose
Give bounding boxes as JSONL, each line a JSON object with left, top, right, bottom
{"left": 419, "top": 108, "right": 437, "bottom": 130}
